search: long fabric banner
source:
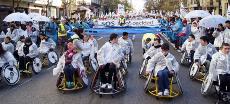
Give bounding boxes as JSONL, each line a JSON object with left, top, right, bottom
{"left": 95, "top": 19, "right": 160, "bottom": 27}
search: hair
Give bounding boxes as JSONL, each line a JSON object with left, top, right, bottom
{"left": 200, "top": 36, "right": 209, "bottom": 43}
{"left": 109, "top": 33, "right": 118, "bottom": 41}
{"left": 0, "top": 43, "right": 6, "bottom": 56}
{"left": 161, "top": 43, "right": 170, "bottom": 51}
{"left": 19, "top": 36, "right": 25, "bottom": 41}
{"left": 225, "top": 20, "right": 230, "bottom": 24}
{"left": 146, "top": 38, "right": 151, "bottom": 42}
{"left": 39, "top": 33, "right": 47, "bottom": 37}
{"left": 25, "top": 37, "right": 32, "bottom": 44}
{"left": 123, "top": 32, "right": 128, "bottom": 36}
{"left": 189, "top": 34, "right": 195, "bottom": 39}
{"left": 5, "top": 36, "right": 11, "bottom": 41}
{"left": 220, "top": 43, "right": 230, "bottom": 49}
{"left": 218, "top": 23, "right": 223, "bottom": 27}
{"left": 154, "top": 38, "right": 161, "bottom": 43}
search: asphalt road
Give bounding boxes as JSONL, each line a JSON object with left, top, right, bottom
{"left": 0, "top": 34, "right": 217, "bottom": 104}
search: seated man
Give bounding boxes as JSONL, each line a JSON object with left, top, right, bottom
{"left": 143, "top": 37, "right": 162, "bottom": 59}
{"left": 1, "top": 36, "right": 14, "bottom": 54}
{"left": 209, "top": 43, "right": 230, "bottom": 91}
{"left": 181, "top": 34, "right": 198, "bottom": 63}
{"left": 38, "top": 33, "right": 56, "bottom": 54}
{"left": 146, "top": 43, "right": 179, "bottom": 96}
{"left": 118, "top": 32, "right": 134, "bottom": 56}
{"left": 81, "top": 35, "right": 95, "bottom": 63}
{"left": 194, "top": 36, "right": 217, "bottom": 71}
{"left": 142, "top": 38, "right": 152, "bottom": 54}
{"left": 18, "top": 37, "right": 38, "bottom": 72}
{"left": 97, "top": 33, "right": 124, "bottom": 89}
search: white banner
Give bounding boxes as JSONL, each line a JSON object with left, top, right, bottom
{"left": 96, "top": 19, "right": 160, "bottom": 27}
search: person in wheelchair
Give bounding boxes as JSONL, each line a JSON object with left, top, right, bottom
{"left": 194, "top": 36, "right": 217, "bottom": 71}
{"left": 143, "top": 38, "right": 152, "bottom": 54}
{"left": 53, "top": 42, "right": 87, "bottom": 89}
{"left": 97, "top": 33, "right": 124, "bottom": 89}
{"left": 13, "top": 36, "right": 25, "bottom": 61}
{"left": 143, "top": 37, "right": 162, "bottom": 60}
{"left": 146, "top": 43, "right": 179, "bottom": 96}
{"left": 81, "top": 35, "right": 95, "bottom": 63}
{"left": 89, "top": 35, "right": 98, "bottom": 59}
{"left": 38, "top": 33, "right": 56, "bottom": 54}
{"left": 0, "top": 43, "right": 17, "bottom": 68}
{"left": 118, "top": 32, "right": 134, "bottom": 56}
{"left": 18, "top": 37, "right": 38, "bottom": 72}
{"left": 181, "top": 34, "right": 198, "bottom": 63}
{"left": 1, "top": 36, "right": 15, "bottom": 54}
{"left": 209, "top": 43, "right": 230, "bottom": 88}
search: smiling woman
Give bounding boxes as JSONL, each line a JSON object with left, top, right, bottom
{"left": 132, "top": 0, "right": 145, "bottom": 11}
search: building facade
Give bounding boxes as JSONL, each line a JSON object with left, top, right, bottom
{"left": 187, "top": 0, "right": 229, "bottom": 17}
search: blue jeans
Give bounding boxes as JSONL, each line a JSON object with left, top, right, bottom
{"left": 157, "top": 68, "right": 170, "bottom": 92}
{"left": 64, "top": 64, "right": 76, "bottom": 82}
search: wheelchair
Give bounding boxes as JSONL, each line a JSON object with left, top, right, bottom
{"left": 180, "top": 51, "right": 192, "bottom": 66}
{"left": 0, "top": 63, "right": 20, "bottom": 86}
{"left": 82, "top": 56, "right": 99, "bottom": 74}
{"left": 201, "top": 74, "right": 230, "bottom": 104}
{"left": 144, "top": 70, "right": 183, "bottom": 99}
{"left": 40, "top": 49, "right": 59, "bottom": 67}
{"left": 91, "top": 65, "right": 127, "bottom": 97}
{"left": 119, "top": 59, "right": 128, "bottom": 76}
{"left": 139, "top": 59, "right": 149, "bottom": 78}
{"left": 56, "top": 69, "right": 88, "bottom": 93}
{"left": 189, "top": 61, "right": 207, "bottom": 82}
{"left": 21, "top": 57, "right": 42, "bottom": 77}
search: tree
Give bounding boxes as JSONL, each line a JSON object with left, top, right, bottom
{"left": 12, "top": 0, "right": 22, "bottom": 12}
{"left": 145, "top": 0, "right": 181, "bottom": 12}
{"left": 62, "top": 0, "right": 75, "bottom": 17}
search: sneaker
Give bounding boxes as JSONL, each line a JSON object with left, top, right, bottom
{"left": 158, "top": 92, "right": 163, "bottom": 96}
{"left": 66, "top": 82, "right": 71, "bottom": 88}
{"left": 101, "top": 84, "right": 106, "bottom": 88}
{"left": 107, "top": 84, "right": 112, "bottom": 89}
{"left": 164, "top": 89, "right": 169, "bottom": 96}
{"left": 70, "top": 82, "right": 74, "bottom": 88}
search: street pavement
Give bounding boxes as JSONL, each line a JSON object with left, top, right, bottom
{"left": 0, "top": 34, "right": 217, "bottom": 104}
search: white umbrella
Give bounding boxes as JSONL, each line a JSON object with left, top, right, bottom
{"left": 199, "top": 15, "right": 228, "bottom": 28}
{"left": 3, "top": 12, "right": 32, "bottom": 22}
{"left": 33, "top": 16, "right": 51, "bottom": 22}
{"left": 28, "top": 13, "right": 41, "bottom": 18}
{"left": 185, "top": 10, "right": 211, "bottom": 19}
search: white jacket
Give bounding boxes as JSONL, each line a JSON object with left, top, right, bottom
{"left": 146, "top": 52, "right": 179, "bottom": 76}
{"left": 118, "top": 37, "right": 134, "bottom": 55}
{"left": 0, "top": 51, "right": 17, "bottom": 67}
{"left": 209, "top": 52, "right": 230, "bottom": 81}
{"left": 97, "top": 42, "right": 124, "bottom": 68}
{"left": 194, "top": 43, "right": 217, "bottom": 62}
{"left": 16, "top": 41, "right": 23, "bottom": 51}
{"left": 39, "top": 38, "right": 56, "bottom": 53}
{"left": 53, "top": 52, "right": 85, "bottom": 76}
{"left": 223, "top": 28, "right": 230, "bottom": 44}
{"left": 89, "top": 38, "right": 98, "bottom": 53}
{"left": 18, "top": 43, "right": 38, "bottom": 58}
{"left": 143, "top": 45, "right": 161, "bottom": 59}
{"left": 181, "top": 39, "right": 198, "bottom": 53}
{"left": 81, "top": 41, "right": 95, "bottom": 59}
{"left": 1, "top": 42, "right": 14, "bottom": 53}
{"left": 212, "top": 30, "right": 224, "bottom": 48}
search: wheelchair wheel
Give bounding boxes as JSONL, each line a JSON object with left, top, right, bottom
{"left": 189, "top": 63, "right": 199, "bottom": 79}
{"left": 48, "top": 51, "right": 58, "bottom": 65}
{"left": 90, "top": 58, "right": 98, "bottom": 72}
{"left": 32, "top": 58, "right": 42, "bottom": 74}
{"left": 144, "top": 71, "right": 153, "bottom": 93}
{"left": 180, "top": 52, "right": 186, "bottom": 65}
{"left": 56, "top": 73, "right": 65, "bottom": 88}
{"left": 139, "top": 59, "right": 147, "bottom": 77}
{"left": 201, "top": 74, "right": 213, "bottom": 95}
{"left": 80, "top": 70, "right": 89, "bottom": 86}
{"left": 175, "top": 74, "right": 183, "bottom": 94}
{"left": 1, "top": 64, "right": 20, "bottom": 86}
